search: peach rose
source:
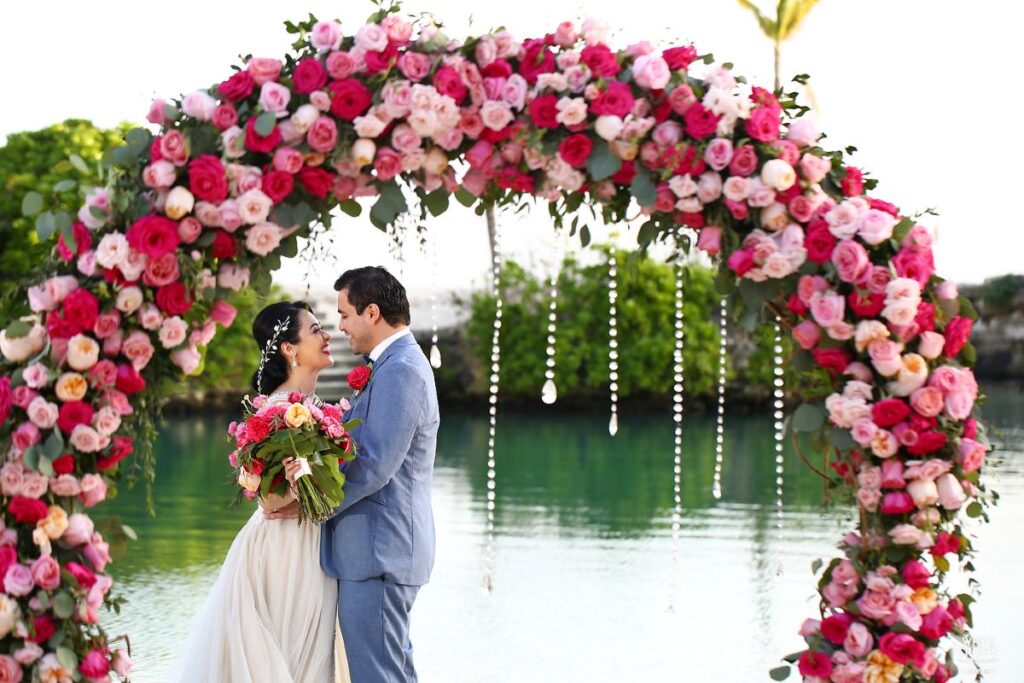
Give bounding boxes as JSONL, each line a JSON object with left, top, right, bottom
{"left": 55, "top": 372, "right": 88, "bottom": 402}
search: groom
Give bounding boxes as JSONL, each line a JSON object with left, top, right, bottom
{"left": 271, "top": 266, "right": 438, "bottom": 681}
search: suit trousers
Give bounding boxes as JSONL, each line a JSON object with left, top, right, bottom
{"left": 338, "top": 577, "right": 421, "bottom": 683}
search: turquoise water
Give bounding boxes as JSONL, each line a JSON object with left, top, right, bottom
{"left": 102, "top": 388, "right": 1024, "bottom": 681}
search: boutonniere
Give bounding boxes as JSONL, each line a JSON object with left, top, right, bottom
{"left": 347, "top": 364, "right": 372, "bottom": 395}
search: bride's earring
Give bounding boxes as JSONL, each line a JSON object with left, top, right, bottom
{"left": 290, "top": 356, "right": 298, "bottom": 368}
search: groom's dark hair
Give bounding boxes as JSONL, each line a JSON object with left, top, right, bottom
{"left": 334, "top": 266, "right": 411, "bottom": 326}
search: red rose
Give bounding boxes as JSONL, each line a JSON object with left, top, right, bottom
{"left": 46, "top": 311, "right": 78, "bottom": 340}
{"left": 745, "top": 106, "right": 780, "bottom": 142}
{"left": 948, "top": 598, "right": 965, "bottom": 620}
{"left": 52, "top": 453, "right": 76, "bottom": 475}
{"left": 750, "top": 86, "right": 780, "bottom": 109}
{"left": 812, "top": 348, "right": 851, "bottom": 376}
{"left": 249, "top": 458, "right": 266, "bottom": 476}
{"left": 725, "top": 198, "right": 749, "bottom": 221}
{"left": 963, "top": 417, "right": 977, "bottom": 440}
{"left": 796, "top": 651, "right": 832, "bottom": 679}
{"left": 675, "top": 211, "right": 705, "bottom": 229}
{"left": 558, "top": 134, "right": 593, "bottom": 168}
{"left": 156, "top": 282, "right": 193, "bottom": 316}
{"left": 244, "top": 116, "right": 282, "bottom": 154}
{"left": 518, "top": 41, "right": 555, "bottom": 85}
{"left": 365, "top": 43, "right": 399, "bottom": 75}
{"left": 786, "top": 293, "right": 809, "bottom": 316}
{"left": 840, "top": 167, "right": 864, "bottom": 196}
{"left": 97, "top": 435, "right": 133, "bottom": 470}
{"left": 329, "top": 78, "right": 372, "bottom": 121}
{"left": 902, "top": 560, "right": 931, "bottom": 589}
{"left": 871, "top": 398, "right": 911, "bottom": 428}
{"left": 480, "top": 59, "right": 512, "bottom": 79}
{"left": 57, "top": 400, "right": 95, "bottom": 434}
{"left": 943, "top": 316, "right": 973, "bottom": 358}
{"left": 0, "top": 546, "right": 16, "bottom": 580}
{"left": 347, "top": 365, "right": 372, "bottom": 391}
{"left": 881, "top": 491, "right": 915, "bottom": 515}
{"left": 869, "top": 197, "right": 900, "bottom": 217}
{"left": 188, "top": 154, "right": 229, "bottom": 203}
{"left": 919, "top": 606, "right": 953, "bottom": 640}
{"left": 611, "top": 159, "right": 636, "bottom": 186}
{"left": 580, "top": 44, "right": 620, "bottom": 78}
{"left": 218, "top": 70, "right": 254, "bottom": 102}
{"left": 589, "top": 81, "right": 635, "bottom": 118}
{"left": 57, "top": 221, "right": 92, "bottom": 262}
{"left": 293, "top": 57, "right": 328, "bottom": 94}
{"left": 62, "top": 289, "right": 100, "bottom": 334}
{"left": 245, "top": 416, "right": 272, "bottom": 443}
{"left": 931, "top": 532, "right": 960, "bottom": 558}
{"left": 908, "top": 413, "right": 937, "bottom": 433}
{"left": 727, "top": 249, "right": 755, "bottom": 276}
{"left": 65, "top": 561, "right": 98, "bottom": 589}
{"left": 528, "top": 94, "right": 560, "bottom": 128}
{"left": 673, "top": 145, "right": 706, "bottom": 177}
{"left": 127, "top": 214, "right": 181, "bottom": 258}
{"left": 8, "top": 496, "right": 49, "bottom": 524}
{"left": 297, "top": 166, "right": 335, "bottom": 199}
{"left": 433, "top": 66, "right": 467, "bottom": 103}
{"left": 820, "top": 613, "right": 852, "bottom": 645}
{"left": 28, "top": 615, "right": 56, "bottom": 644}
{"left": 662, "top": 45, "right": 698, "bottom": 70}
{"left": 879, "top": 633, "right": 926, "bottom": 669}
{"left": 907, "top": 430, "right": 947, "bottom": 456}
{"left": 116, "top": 363, "right": 146, "bottom": 395}
{"left": 684, "top": 103, "right": 720, "bottom": 140}
{"left": 210, "top": 230, "right": 238, "bottom": 260}
{"left": 261, "top": 170, "right": 295, "bottom": 203}
{"left": 915, "top": 302, "right": 936, "bottom": 333}
{"left": 0, "top": 376, "right": 11, "bottom": 427}
{"left": 848, "top": 290, "right": 885, "bottom": 319}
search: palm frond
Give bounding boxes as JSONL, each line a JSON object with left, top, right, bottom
{"left": 779, "top": 0, "right": 821, "bottom": 42}
{"left": 736, "top": 0, "right": 779, "bottom": 40}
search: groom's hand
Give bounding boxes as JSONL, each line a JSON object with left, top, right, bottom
{"left": 262, "top": 498, "right": 300, "bottom": 520}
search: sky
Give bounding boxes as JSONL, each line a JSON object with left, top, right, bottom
{"left": 2, "top": 0, "right": 1020, "bottom": 310}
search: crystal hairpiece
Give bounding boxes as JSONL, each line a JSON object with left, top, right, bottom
{"left": 255, "top": 317, "right": 290, "bottom": 394}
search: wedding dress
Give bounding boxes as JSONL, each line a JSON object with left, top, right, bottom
{"left": 176, "top": 391, "right": 349, "bottom": 682}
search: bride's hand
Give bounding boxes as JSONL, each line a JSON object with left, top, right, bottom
{"left": 282, "top": 457, "right": 305, "bottom": 488}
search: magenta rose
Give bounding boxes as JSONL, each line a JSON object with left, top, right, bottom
{"left": 919, "top": 606, "right": 953, "bottom": 640}
{"left": 581, "top": 44, "right": 620, "bottom": 78}
{"left": 126, "top": 214, "right": 181, "bottom": 258}
{"left": 684, "top": 103, "right": 720, "bottom": 140}
{"left": 726, "top": 248, "right": 755, "bottom": 276}
{"left": 902, "top": 560, "right": 931, "bottom": 589}
{"left": 745, "top": 106, "right": 780, "bottom": 142}
{"left": 0, "top": 376, "right": 11, "bottom": 427}
{"left": 663, "top": 45, "right": 698, "bottom": 70}
{"left": 881, "top": 491, "right": 915, "bottom": 515}
{"left": 188, "top": 155, "right": 229, "bottom": 202}
{"left": 218, "top": 70, "right": 254, "bottom": 102}
{"left": 804, "top": 220, "right": 837, "bottom": 264}
{"left": 433, "top": 65, "right": 468, "bottom": 103}
{"left": 156, "top": 283, "right": 193, "bottom": 316}
{"left": 297, "top": 166, "right": 335, "bottom": 199}
{"left": 879, "top": 633, "right": 926, "bottom": 668}
{"left": 797, "top": 651, "right": 832, "bottom": 678}
{"left": 292, "top": 57, "right": 328, "bottom": 94}
{"left": 329, "top": 78, "right": 372, "bottom": 121}
{"left": 893, "top": 249, "right": 934, "bottom": 287}
{"left": 115, "top": 363, "right": 146, "bottom": 395}
{"left": 558, "top": 134, "right": 593, "bottom": 168}
{"left": 820, "top": 612, "right": 853, "bottom": 645}
{"left": 79, "top": 649, "right": 110, "bottom": 678}
{"left": 943, "top": 316, "right": 973, "bottom": 358}
{"left": 244, "top": 116, "right": 282, "bottom": 154}
{"left": 831, "top": 239, "right": 870, "bottom": 284}
{"left": 871, "top": 398, "right": 911, "bottom": 428}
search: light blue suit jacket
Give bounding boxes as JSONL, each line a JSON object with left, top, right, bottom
{"left": 321, "top": 333, "right": 438, "bottom": 586}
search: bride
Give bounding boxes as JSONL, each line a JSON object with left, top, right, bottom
{"left": 177, "top": 300, "right": 350, "bottom": 682}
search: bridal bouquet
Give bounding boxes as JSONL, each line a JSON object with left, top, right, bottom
{"left": 227, "top": 391, "right": 359, "bottom": 522}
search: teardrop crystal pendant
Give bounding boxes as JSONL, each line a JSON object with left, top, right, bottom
{"left": 430, "top": 341, "right": 442, "bottom": 369}
{"left": 541, "top": 378, "right": 557, "bottom": 405}
{"left": 428, "top": 233, "right": 442, "bottom": 370}
{"left": 608, "top": 412, "right": 619, "bottom": 437}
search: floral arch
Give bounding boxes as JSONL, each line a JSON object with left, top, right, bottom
{"left": 0, "top": 5, "right": 992, "bottom": 681}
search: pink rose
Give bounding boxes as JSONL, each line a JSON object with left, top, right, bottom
{"left": 792, "top": 320, "right": 820, "bottom": 350}
{"left": 171, "top": 345, "right": 202, "bottom": 375}
{"left": 799, "top": 153, "right": 830, "bottom": 183}
{"left": 843, "top": 622, "right": 873, "bottom": 658}
{"left": 307, "top": 116, "right": 339, "bottom": 153}
{"left": 958, "top": 438, "right": 986, "bottom": 473}
{"left": 851, "top": 418, "right": 878, "bottom": 447}
{"left": 70, "top": 424, "right": 106, "bottom": 453}
{"left": 3, "top": 564, "right": 33, "bottom": 596}
{"left": 936, "top": 281, "right": 958, "bottom": 301}
{"left": 787, "top": 117, "right": 820, "bottom": 147}
{"left": 936, "top": 474, "right": 966, "bottom": 510}
{"left": 11, "top": 423, "right": 41, "bottom": 455}
{"left": 830, "top": 239, "right": 870, "bottom": 284}
{"left": 49, "top": 474, "right": 81, "bottom": 498}
{"left": 78, "top": 475, "right": 107, "bottom": 508}
{"left": 310, "top": 20, "right": 343, "bottom": 52}
{"left": 910, "top": 387, "right": 943, "bottom": 418}
{"left": 869, "top": 340, "right": 904, "bottom": 377}
{"left": 246, "top": 57, "right": 282, "bottom": 85}
{"left": 917, "top": 331, "right": 945, "bottom": 360}
{"left": 696, "top": 227, "right": 722, "bottom": 256}
{"left": 26, "top": 397, "right": 58, "bottom": 430}
{"left": 944, "top": 390, "right": 975, "bottom": 420}
{"left": 856, "top": 209, "right": 897, "bottom": 245}
{"left": 23, "top": 362, "right": 50, "bottom": 389}
{"left": 64, "top": 513, "right": 95, "bottom": 546}
{"left": 210, "top": 300, "right": 237, "bottom": 328}
{"left": 703, "top": 138, "right": 733, "bottom": 171}
{"left": 102, "top": 389, "right": 134, "bottom": 417}
{"left": 809, "top": 291, "right": 845, "bottom": 328}
{"left": 122, "top": 330, "right": 155, "bottom": 371}
{"left": 30, "top": 555, "right": 61, "bottom": 591}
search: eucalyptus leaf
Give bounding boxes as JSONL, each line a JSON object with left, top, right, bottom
{"left": 455, "top": 188, "right": 477, "bottom": 208}
{"left": 53, "top": 592, "right": 76, "bottom": 620}
{"left": 585, "top": 142, "right": 622, "bottom": 181}
{"left": 629, "top": 170, "right": 657, "bottom": 207}
{"left": 792, "top": 404, "right": 825, "bottom": 432}
{"left": 69, "top": 154, "right": 90, "bottom": 174}
{"left": 4, "top": 320, "right": 32, "bottom": 338}
{"left": 769, "top": 665, "right": 791, "bottom": 681}
{"left": 35, "top": 211, "right": 56, "bottom": 241}
{"left": 637, "top": 220, "right": 658, "bottom": 247}
{"left": 56, "top": 645, "right": 78, "bottom": 671}
{"left": 254, "top": 111, "right": 277, "bottom": 136}
{"left": 21, "top": 191, "right": 44, "bottom": 216}
{"left": 339, "top": 199, "right": 362, "bottom": 217}
{"left": 53, "top": 179, "right": 77, "bottom": 193}
{"left": 580, "top": 225, "right": 592, "bottom": 247}
{"left": 424, "top": 189, "right": 450, "bottom": 217}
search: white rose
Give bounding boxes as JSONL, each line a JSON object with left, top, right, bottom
{"left": 0, "top": 323, "right": 46, "bottom": 363}
{"left": 290, "top": 104, "right": 320, "bottom": 134}
{"left": 115, "top": 286, "right": 144, "bottom": 315}
{"left": 66, "top": 334, "right": 100, "bottom": 371}
{"left": 423, "top": 148, "right": 449, "bottom": 176}
{"left": 351, "top": 139, "right": 377, "bottom": 167}
{"left": 0, "top": 595, "right": 21, "bottom": 639}
{"left": 164, "top": 186, "right": 195, "bottom": 220}
{"left": 760, "top": 158, "right": 796, "bottom": 191}
{"left": 594, "top": 115, "right": 623, "bottom": 141}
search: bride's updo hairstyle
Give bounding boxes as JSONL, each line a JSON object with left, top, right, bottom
{"left": 250, "top": 300, "right": 313, "bottom": 395}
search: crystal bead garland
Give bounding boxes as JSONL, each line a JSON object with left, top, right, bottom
{"left": 541, "top": 266, "right": 559, "bottom": 405}
{"left": 711, "top": 296, "right": 728, "bottom": 500}
{"left": 428, "top": 231, "right": 442, "bottom": 370}
{"left": 482, "top": 210, "right": 503, "bottom": 593}
{"left": 607, "top": 250, "right": 620, "bottom": 436}
{"left": 668, "top": 239, "right": 686, "bottom": 611}
{"left": 772, "top": 317, "right": 785, "bottom": 528}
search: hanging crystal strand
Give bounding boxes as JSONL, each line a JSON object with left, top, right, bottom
{"left": 482, "top": 208, "right": 503, "bottom": 593}
{"left": 428, "top": 230, "right": 442, "bottom": 369}
{"left": 772, "top": 317, "right": 785, "bottom": 529}
{"left": 607, "top": 249, "right": 620, "bottom": 436}
{"left": 668, "top": 235, "right": 686, "bottom": 612}
{"left": 541, "top": 231, "right": 563, "bottom": 405}
{"left": 712, "top": 296, "right": 728, "bottom": 500}
{"left": 387, "top": 220, "right": 404, "bottom": 279}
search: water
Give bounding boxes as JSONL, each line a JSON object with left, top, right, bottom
{"left": 103, "top": 388, "right": 1024, "bottom": 681}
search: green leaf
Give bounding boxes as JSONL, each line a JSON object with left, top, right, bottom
{"left": 892, "top": 218, "right": 914, "bottom": 243}
{"left": 960, "top": 342, "right": 976, "bottom": 366}
{"left": 53, "top": 179, "right": 77, "bottom": 193}
{"left": 69, "top": 153, "right": 90, "bottom": 174}
{"left": 43, "top": 431, "right": 64, "bottom": 459}
{"left": 339, "top": 199, "right": 362, "bottom": 217}
{"left": 958, "top": 295, "right": 979, "bottom": 321}
{"left": 769, "top": 665, "right": 792, "bottom": 681}
{"left": 52, "top": 592, "right": 75, "bottom": 620}
{"left": 35, "top": 211, "right": 56, "bottom": 241}
{"left": 637, "top": 220, "right": 658, "bottom": 247}
{"left": 58, "top": 215, "right": 77, "bottom": 253}
{"left": 122, "top": 524, "right": 139, "bottom": 541}
{"left": 811, "top": 558, "right": 823, "bottom": 575}
{"left": 4, "top": 320, "right": 31, "bottom": 339}
{"left": 827, "top": 427, "right": 856, "bottom": 451}
{"left": 125, "top": 127, "right": 152, "bottom": 154}
{"left": 934, "top": 555, "right": 950, "bottom": 573}
{"left": 21, "top": 191, "right": 44, "bottom": 216}
{"left": 424, "top": 189, "right": 450, "bottom": 217}
{"left": 23, "top": 446, "right": 39, "bottom": 471}
{"left": 580, "top": 225, "right": 591, "bottom": 247}
{"left": 966, "top": 501, "right": 983, "bottom": 518}
{"left": 586, "top": 142, "right": 622, "bottom": 181}
{"left": 630, "top": 171, "right": 657, "bottom": 207}
{"left": 455, "top": 187, "right": 477, "bottom": 208}
{"left": 37, "top": 454, "right": 55, "bottom": 478}
{"left": 254, "top": 111, "right": 277, "bottom": 136}
{"left": 56, "top": 645, "right": 78, "bottom": 671}
{"left": 792, "top": 404, "right": 825, "bottom": 432}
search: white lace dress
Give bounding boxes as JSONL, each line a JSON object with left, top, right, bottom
{"left": 176, "top": 393, "right": 349, "bottom": 682}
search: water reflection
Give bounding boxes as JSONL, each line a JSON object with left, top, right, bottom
{"left": 103, "top": 388, "right": 1024, "bottom": 681}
